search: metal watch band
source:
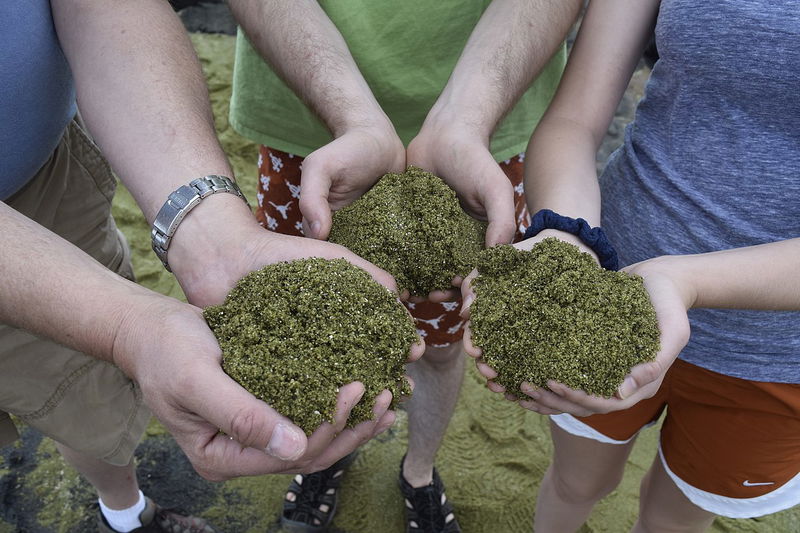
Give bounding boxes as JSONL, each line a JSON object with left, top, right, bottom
{"left": 151, "top": 175, "right": 248, "bottom": 272}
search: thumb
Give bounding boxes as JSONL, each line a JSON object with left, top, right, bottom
{"left": 481, "top": 178, "right": 516, "bottom": 247}
{"left": 298, "top": 161, "right": 334, "bottom": 240}
{"left": 185, "top": 365, "right": 308, "bottom": 461}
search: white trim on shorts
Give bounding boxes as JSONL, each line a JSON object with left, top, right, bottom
{"left": 551, "top": 414, "right": 800, "bottom": 518}
{"left": 658, "top": 445, "right": 800, "bottom": 518}
{"left": 549, "top": 413, "right": 637, "bottom": 444}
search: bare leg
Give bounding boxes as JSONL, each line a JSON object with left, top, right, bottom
{"left": 633, "top": 455, "right": 716, "bottom": 533}
{"left": 56, "top": 442, "right": 140, "bottom": 509}
{"left": 534, "top": 420, "right": 636, "bottom": 533}
{"left": 402, "top": 341, "right": 464, "bottom": 487}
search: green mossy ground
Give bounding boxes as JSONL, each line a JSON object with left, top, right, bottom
{"left": 1, "top": 34, "right": 797, "bottom": 533}
{"left": 329, "top": 167, "right": 485, "bottom": 296}
{"left": 470, "top": 239, "right": 660, "bottom": 397}
{"left": 204, "top": 258, "right": 416, "bottom": 434}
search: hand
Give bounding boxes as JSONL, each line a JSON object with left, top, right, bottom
{"left": 407, "top": 120, "right": 517, "bottom": 249}
{"left": 113, "top": 297, "right": 423, "bottom": 480}
{"left": 299, "top": 124, "right": 405, "bottom": 240}
{"left": 461, "top": 234, "right": 690, "bottom": 417}
{"left": 134, "top": 201, "right": 424, "bottom": 479}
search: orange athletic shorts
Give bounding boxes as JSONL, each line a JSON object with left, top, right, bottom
{"left": 551, "top": 359, "right": 800, "bottom": 518}
{"left": 255, "top": 146, "right": 530, "bottom": 347}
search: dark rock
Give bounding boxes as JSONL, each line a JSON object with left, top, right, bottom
{"left": 178, "top": 1, "right": 237, "bottom": 35}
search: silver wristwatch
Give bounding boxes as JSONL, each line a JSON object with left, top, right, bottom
{"left": 151, "top": 175, "right": 248, "bottom": 272}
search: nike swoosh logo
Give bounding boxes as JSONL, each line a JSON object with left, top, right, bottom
{"left": 743, "top": 480, "right": 775, "bottom": 487}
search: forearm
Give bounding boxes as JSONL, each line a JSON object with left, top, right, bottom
{"left": 633, "top": 239, "right": 800, "bottom": 311}
{"left": 524, "top": 0, "right": 659, "bottom": 225}
{"left": 51, "top": 0, "right": 233, "bottom": 223}
{"left": 425, "top": 0, "right": 581, "bottom": 140}
{"left": 52, "top": 0, "right": 268, "bottom": 299}
{"left": 229, "top": 0, "right": 392, "bottom": 136}
{"left": 526, "top": 118, "right": 601, "bottom": 225}
{"left": 0, "top": 202, "right": 174, "bottom": 366}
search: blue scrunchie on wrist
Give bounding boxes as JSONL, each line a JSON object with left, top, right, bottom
{"left": 523, "top": 209, "right": 619, "bottom": 271}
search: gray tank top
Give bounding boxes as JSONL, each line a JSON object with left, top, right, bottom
{"left": 1, "top": 2, "right": 76, "bottom": 200}
{"left": 601, "top": 0, "right": 800, "bottom": 383}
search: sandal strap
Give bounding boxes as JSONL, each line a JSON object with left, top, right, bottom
{"left": 399, "top": 456, "right": 462, "bottom": 533}
{"left": 282, "top": 451, "right": 358, "bottom": 528}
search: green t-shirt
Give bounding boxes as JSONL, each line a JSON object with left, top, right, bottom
{"left": 230, "top": 0, "right": 566, "bottom": 162}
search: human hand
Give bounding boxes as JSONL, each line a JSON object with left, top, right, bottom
{"left": 299, "top": 124, "right": 405, "bottom": 240}
{"left": 407, "top": 120, "right": 516, "bottom": 249}
{"left": 112, "top": 297, "right": 421, "bottom": 480}
{"left": 461, "top": 235, "right": 690, "bottom": 417}
{"left": 139, "top": 202, "right": 424, "bottom": 479}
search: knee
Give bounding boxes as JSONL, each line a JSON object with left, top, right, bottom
{"left": 548, "top": 462, "right": 624, "bottom": 506}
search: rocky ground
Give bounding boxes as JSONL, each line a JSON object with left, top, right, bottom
{"left": 1, "top": 3, "right": 796, "bottom": 533}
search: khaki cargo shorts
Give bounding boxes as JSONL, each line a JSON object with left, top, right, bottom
{"left": 0, "top": 118, "right": 151, "bottom": 466}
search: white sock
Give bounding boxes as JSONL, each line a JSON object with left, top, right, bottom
{"left": 99, "top": 490, "right": 146, "bottom": 533}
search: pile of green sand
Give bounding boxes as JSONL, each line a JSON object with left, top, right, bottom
{"left": 470, "top": 238, "right": 661, "bottom": 397}
{"left": 203, "top": 258, "right": 416, "bottom": 434}
{"left": 329, "top": 166, "right": 485, "bottom": 296}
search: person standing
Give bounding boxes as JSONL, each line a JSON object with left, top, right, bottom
{"left": 227, "top": 1, "right": 581, "bottom": 530}
{"left": 463, "top": 1, "right": 800, "bottom": 531}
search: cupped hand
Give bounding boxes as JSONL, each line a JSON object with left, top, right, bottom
{"left": 136, "top": 206, "right": 424, "bottom": 479}
{"left": 460, "top": 233, "right": 691, "bottom": 417}
{"left": 407, "top": 124, "right": 516, "bottom": 248}
{"left": 299, "top": 125, "right": 405, "bottom": 240}
{"left": 114, "top": 292, "right": 422, "bottom": 481}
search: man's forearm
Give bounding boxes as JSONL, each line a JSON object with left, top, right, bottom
{"left": 0, "top": 202, "right": 172, "bottom": 366}
{"left": 425, "top": 0, "right": 581, "bottom": 140}
{"left": 51, "top": 0, "right": 234, "bottom": 223}
{"left": 229, "top": 0, "right": 392, "bottom": 136}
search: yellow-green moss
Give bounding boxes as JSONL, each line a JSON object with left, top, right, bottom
{"left": 329, "top": 166, "right": 485, "bottom": 296}
{"left": 204, "top": 258, "right": 417, "bottom": 434}
{"left": 470, "top": 239, "right": 661, "bottom": 397}
{"left": 23, "top": 439, "right": 94, "bottom": 532}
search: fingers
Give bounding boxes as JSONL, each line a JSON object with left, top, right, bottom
{"left": 300, "top": 382, "right": 365, "bottom": 461}
{"left": 459, "top": 269, "right": 478, "bottom": 320}
{"left": 408, "top": 337, "right": 425, "bottom": 362}
{"left": 179, "top": 363, "right": 308, "bottom": 462}
{"left": 303, "top": 389, "right": 393, "bottom": 472}
{"left": 297, "top": 156, "right": 333, "bottom": 240}
{"left": 462, "top": 325, "right": 482, "bottom": 358}
{"left": 481, "top": 179, "right": 516, "bottom": 247}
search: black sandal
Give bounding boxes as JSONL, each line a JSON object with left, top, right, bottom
{"left": 398, "top": 455, "right": 462, "bottom": 533}
{"left": 280, "top": 451, "right": 358, "bottom": 532}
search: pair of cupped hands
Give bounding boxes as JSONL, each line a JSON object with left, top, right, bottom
{"left": 129, "top": 123, "right": 691, "bottom": 483}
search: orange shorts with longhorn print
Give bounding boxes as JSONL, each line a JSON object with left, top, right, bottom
{"left": 255, "top": 146, "right": 530, "bottom": 347}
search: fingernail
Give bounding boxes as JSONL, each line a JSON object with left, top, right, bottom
{"left": 618, "top": 377, "right": 637, "bottom": 399}
{"left": 265, "top": 423, "right": 304, "bottom": 460}
{"left": 310, "top": 221, "right": 321, "bottom": 238}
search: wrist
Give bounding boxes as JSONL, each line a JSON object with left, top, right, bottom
{"left": 166, "top": 193, "right": 264, "bottom": 305}
{"left": 627, "top": 255, "right": 699, "bottom": 310}
{"left": 110, "top": 291, "right": 195, "bottom": 380}
{"left": 419, "top": 103, "right": 492, "bottom": 146}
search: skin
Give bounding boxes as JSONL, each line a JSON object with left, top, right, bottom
{"left": 2, "top": 0, "right": 424, "bottom": 512}
{"left": 228, "top": 0, "right": 582, "bottom": 494}
{"left": 460, "top": 0, "right": 800, "bottom": 531}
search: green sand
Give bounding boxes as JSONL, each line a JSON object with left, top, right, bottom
{"left": 2, "top": 33, "right": 795, "bottom": 533}
{"left": 470, "top": 240, "right": 660, "bottom": 397}
{"left": 204, "top": 258, "right": 416, "bottom": 434}
{"left": 329, "top": 167, "right": 485, "bottom": 296}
